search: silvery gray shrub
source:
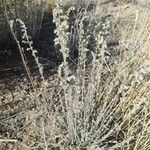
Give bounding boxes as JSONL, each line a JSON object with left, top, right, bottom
{"left": 0, "top": 0, "right": 44, "bottom": 45}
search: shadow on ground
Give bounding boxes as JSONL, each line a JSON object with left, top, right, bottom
{"left": 0, "top": 12, "right": 61, "bottom": 80}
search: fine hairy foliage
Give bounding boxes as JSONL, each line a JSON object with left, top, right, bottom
{"left": 0, "top": 0, "right": 44, "bottom": 45}
{"left": 0, "top": 0, "right": 150, "bottom": 150}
